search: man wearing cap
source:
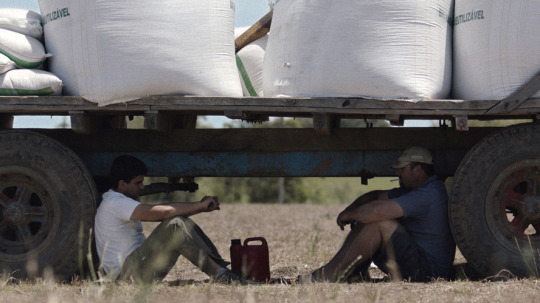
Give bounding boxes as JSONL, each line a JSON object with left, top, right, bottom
{"left": 94, "top": 155, "right": 251, "bottom": 284}
{"left": 308, "top": 147, "right": 455, "bottom": 282}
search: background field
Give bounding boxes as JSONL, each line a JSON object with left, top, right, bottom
{"left": 2, "top": 204, "right": 540, "bottom": 303}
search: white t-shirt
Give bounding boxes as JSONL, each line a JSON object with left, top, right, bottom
{"left": 94, "top": 189, "right": 146, "bottom": 278}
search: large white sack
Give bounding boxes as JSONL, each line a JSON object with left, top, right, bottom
{"left": 0, "top": 8, "right": 43, "bottom": 41}
{"left": 263, "top": 0, "right": 453, "bottom": 100}
{"left": 0, "top": 54, "right": 16, "bottom": 74}
{"left": 0, "top": 29, "right": 49, "bottom": 69}
{"left": 453, "top": 1, "right": 540, "bottom": 100}
{"left": 0, "top": 69, "right": 62, "bottom": 96}
{"left": 237, "top": 35, "right": 268, "bottom": 97}
{"left": 39, "top": 0, "right": 243, "bottom": 106}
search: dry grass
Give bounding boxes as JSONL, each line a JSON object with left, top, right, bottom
{"left": 2, "top": 204, "right": 540, "bottom": 302}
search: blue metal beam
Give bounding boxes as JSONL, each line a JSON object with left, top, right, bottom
{"left": 79, "top": 151, "right": 404, "bottom": 177}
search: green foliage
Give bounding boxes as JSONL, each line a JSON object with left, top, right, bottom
{"left": 141, "top": 176, "right": 398, "bottom": 204}
{"left": 300, "top": 177, "right": 396, "bottom": 204}
{"left": 430, "top": 119, "right": 532, "bottom": 128}
{"left": 467, "top": 119, "right": 532, "bottom": 127}
{"left": 223, "top": 117, "right": 391, "bottom": 129}
{"left": 142, "top": 176, "right": 308, "bottom": 204}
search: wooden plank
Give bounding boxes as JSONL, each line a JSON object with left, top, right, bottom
{"left": 0, "top": 95, "right": 499, "bottom": 111}
{"left": 486, "top": 71, "right": 540, "bottom": 114}
{"left": 144, "top": 111, "right": 175, "bottom": 132}
{"left": 224, "top": 110, "right": 244, "bottom": 119}
{"left": 106, "top": 115, "right": 127, "bottom": 129}
{"left": 174, "top": 114, "right": 197, "bottom": 129}
{"left": 454, "top": 115, "right": 469, "bottom": 131}
{"left": 313, "top": 113, "right": 340, "bottom": 134}
{"left": 235, "top": 10, "right": 272, "bottom": 53}
{"left": 70, "top": 111, "right": 127, "bottom": 134}
{"left": 0, "top": 114, "right": 13, "bottom": 129}
{"left": 31, "top": 127, "right": 501, "bottom": 153}
{"left": 70, "top": 111, "right": 99, "bottom": 134}
{"left": 1, "top": 96, "right": 540, "bottom": 119}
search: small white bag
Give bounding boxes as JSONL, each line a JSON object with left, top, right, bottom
{"left": 0, "top": 54, "right": 16, "bottom": 74}
{"left": 236, "top": 35, "right": 268, "bottom": 97}
{"left": 0, "top": 29, "right": 49, "bottom": 69}
{"left": 0, "top": 69, "right": 62, "bottom": 96}
{"left": 0, "top": 8, "right": 43, "bottom": 41}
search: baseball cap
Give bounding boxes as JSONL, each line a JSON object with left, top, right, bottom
{"left": 391, "top": 147, "right": 433, "bottom": 169}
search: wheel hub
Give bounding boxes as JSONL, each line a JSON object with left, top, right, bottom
{"left": 488, "top": 160, "right": 540, "bottom": 243}
{"left": 3, "top": 204, "right": 23, "bottom": 224}
{"left": 0, "top": 170, "right": 52, "bottom": 253}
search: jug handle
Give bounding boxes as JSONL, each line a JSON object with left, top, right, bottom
{"left": 244, "top": 237, "right": 267, "bottom": 246}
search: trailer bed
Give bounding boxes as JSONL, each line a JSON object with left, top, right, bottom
{"left": 0, "top": 96, "right": 539, "bottom": 122}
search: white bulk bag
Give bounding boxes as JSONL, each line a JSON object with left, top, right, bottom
{"left": 0, "top": 54, "right": 16, "bottom": 74}
{"left": 453, "top": 1, "right": 540, "bottom": 100}
{"left": 0, "top": 69, "right": 62, "bottom": 96}
{"left": 237, "top": 35, "right": 268, "bottom": 97}
{"left": 0, "top": 8, "right": 43, "bottom": 41}
{"left": 0, "top": 29, "right": 49, "bottom": 69}
{"left": 38, "top": 0, "right": 243, "bottom": 106}
{"left": 263, "top": 0, "right": 453, "bottom": 100}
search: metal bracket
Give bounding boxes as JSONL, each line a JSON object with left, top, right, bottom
{"left": 0, "top": 114, "right": 13, "bottom": 129}
{"left": 224, "top": 110, "right": 269, "bottom": 123}
{"left": 386, "top": 114, "right": 403, "bottom": 126}
{"left": 485, "top": 71, "right": 540, "bottom": 114}
{"left": 144, "top": 111, "right": 174, "bottom": 131}
{"left": 453, "top": 115, "right": 469, "bottom": 131}
{"left": 70, "top": 111, "right": 102, "bottom": 134}
{"left": 313, "top": 113, "right": 340, "bottom": 134}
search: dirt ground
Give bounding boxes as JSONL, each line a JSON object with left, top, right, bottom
{"left": 2, "top": 204, "right": 540, "bottom": 303}
{"left": 144, "top": 204, "right": 468, "bottom": 284}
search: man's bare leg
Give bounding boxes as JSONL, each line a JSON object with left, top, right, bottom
{"left": 313, "top": 219, "right": 398, "bottom": 281}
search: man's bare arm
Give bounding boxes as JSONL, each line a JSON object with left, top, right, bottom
{"left": 337, "top": 198, "right": 403, "bottom": 230}
{"left": 350, "top": 199, "right": 403, "bottom": 223}
{"left": 343, "top": 190, "right": 389, "bottom": 212}
{"left": 130, "top": 196, "right": 219, "bottom": 221}
{"left": 335, "top": 190, "right": 389, "bottom": 229}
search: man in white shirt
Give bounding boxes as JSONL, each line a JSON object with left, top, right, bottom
{"left": 94, "top": 155, "right": 243, "bottom": 284}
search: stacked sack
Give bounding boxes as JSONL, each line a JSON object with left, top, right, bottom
{"left": 263, "top": 0, "right": 454, "bottom": 100}
{"left": 39, "top": 0, "right": 242, "bottom": 106}
{"left": 0, "top": 8, "right": 62, "bottom": 96}
{"left": 452, "top": 0, "right": 540, "bottom": 100}
{"left": 235, "top": 27, "right": 268, "bottom": 97}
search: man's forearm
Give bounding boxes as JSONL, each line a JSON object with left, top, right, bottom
{"left": 166, "top": 202, "right": 204, "bottom": 218}
{"left": 347, "top": 199, "right": 404, "bottom": 224}
{"left": 344, "top": 191, "right": 380, "bottom": 212}
{"left": 131, "top": 201, "right": 205, "bottom": 221}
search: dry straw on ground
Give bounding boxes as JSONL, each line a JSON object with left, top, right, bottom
{"left": 2, "top": 204, "right": 540, "bottom": 303}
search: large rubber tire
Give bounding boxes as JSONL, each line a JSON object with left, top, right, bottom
{"left": 0, "top": 131, "right": 98, "bottom": 281}
{"left": 450, "top": 123, "right": 540, "bottom": 278}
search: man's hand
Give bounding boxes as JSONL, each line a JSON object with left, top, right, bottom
{"left": 336, "top": 210, "right": 353, "bottom": 231}
{"left": 200, "top": 196, "right": 220, "bottom": 212}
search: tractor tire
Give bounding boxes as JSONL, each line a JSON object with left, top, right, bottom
{"left": 450, "top": 123, "right": 540, "bottom": 278}
{"left": 0, "top": 131, "right": 98, "bottom": 281}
